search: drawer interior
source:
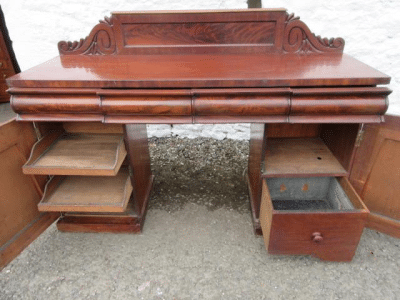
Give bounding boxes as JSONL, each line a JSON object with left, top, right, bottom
{"left": 263, "top": 123, "right": 360, "bottom": 177}
{"left": 263, "top": 138, "right": 347, "bottom": 177}
{"left": 23, "top": 129, "right": 126, "bottom": 176}
{"left": 267, "top": 177, "right": 354, "bottom": 211}
{"left": 38, "top": 166, "right": 133, "bottom": 213}
{"left": 260, "top": 176, "right": 369, "bottom": 261}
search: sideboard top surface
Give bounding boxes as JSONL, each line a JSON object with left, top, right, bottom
{"left": 6, "top": 9, "right": 391, "bottom": 89}
{"left": 7, "top": 53, "right": 390, "bottom": 89}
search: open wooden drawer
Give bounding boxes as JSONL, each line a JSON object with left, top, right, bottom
{"left": 23, "top": 130, "right": 126, "bottom": 176}
{"left": 260, "top": 176, "right": 369, "bottom": 261}
{"left": 23, "top": 122, "right": 133, "bottom": 214}
{"left": 38, "top": 166, "right": 132, "bottom": 213}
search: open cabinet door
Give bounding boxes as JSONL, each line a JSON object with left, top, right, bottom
{"left": 349, "top": 114, "right": 400, "bottom": 238}
{"left": 0, "top": 119, "right": 59, "bottom": 269}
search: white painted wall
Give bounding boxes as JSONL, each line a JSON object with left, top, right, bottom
{"left": 263, "top": 0, "right": 400, "bottom": 118}
{"left": 2, "top": 1, "right": 398, "bottom": 140}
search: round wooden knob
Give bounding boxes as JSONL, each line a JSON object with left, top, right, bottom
{"left": 311, "top": 232, "right": 323, "bottom": 243}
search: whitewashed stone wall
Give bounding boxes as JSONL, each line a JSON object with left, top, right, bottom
{"left": 2, "top": 1, "right": 399, "bottom": 140}
{"left": 263, "top": 0, "right": 400, "bottom": 116}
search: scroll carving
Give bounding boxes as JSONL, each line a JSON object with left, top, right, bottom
{"left": 283, "top": 13, "right": 345, "bottom": 54}
{"left": 57, "top": 11, "right": 345, "bottom": 56}
{"left": 58, "top": 17, "right": 116, "bottom": 55}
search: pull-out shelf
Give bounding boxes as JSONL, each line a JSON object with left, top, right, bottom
{"left": 263, "top": 138, "right": 347, "bottom": 177}
{"left": 23, "top": 131, "right": 127, "bottom": 176}
{"left": 38, "top": 166, "right": 133, "bottom": 213}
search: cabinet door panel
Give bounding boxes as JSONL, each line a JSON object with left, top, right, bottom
{"left": 0, "top": 120, "right": 58, "bottom": 269}
{"left": 349, "top": 115, "right": 400, "bottom": 238}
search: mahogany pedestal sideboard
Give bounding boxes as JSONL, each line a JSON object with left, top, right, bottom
{"left": 4, "top": 9, "right": 399, "bottom": 262}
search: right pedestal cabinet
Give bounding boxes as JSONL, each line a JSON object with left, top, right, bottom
{"left": 249, "top": 118, "right": 400, "bottom": 261}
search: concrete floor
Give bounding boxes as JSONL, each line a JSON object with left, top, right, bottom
{"left": 1, "top": 137, "right": 400, "bottom": 299}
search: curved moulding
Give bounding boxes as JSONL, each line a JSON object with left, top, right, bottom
{"left": 193, "top": 88, "right": 291, "bottom": 120}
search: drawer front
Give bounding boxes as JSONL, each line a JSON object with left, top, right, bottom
{"left": 100, "top": 90, "right": 192, "bottom": 116}
{"left": 268, "top": 212, "right": 366, "bottom": 261}
{"left": 289, "top": 87, "right": 390, "bottom": 123}
{"left": 11, "top": 94, "right": 100, "bottom": 113}
{"left": 8, "top": 87, "right": 390, "bottom": 124}
{"left": 291, "top": 98, "right": 388, "bottom": 115}
{"left": 260, "top": 178, "right": 369, "bottom": 261}
{"left": 193, "top": 88, "right": 290, "bottom": 117}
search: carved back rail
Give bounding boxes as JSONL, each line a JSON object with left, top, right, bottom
{"left": 58, "top": 9, "right": 345, "bottom": 56}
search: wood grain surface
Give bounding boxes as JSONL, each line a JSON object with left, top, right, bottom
{"left": 247, "top": 123, "right": 267, "bottom": 235}
{"left": 23, "top": 133, "right": 126, "bottom": 176}
{"left": 260, "top": 178, "right": 368, "bottom": 261}
{"left": 122, "top": 22, "right": 276, "bottom": 46}
{"left": 56, "top": 175, "right": 154, "bottom": 233}
{"left": 8, "top": 86, "right": 390, "bottom": 124}
{"left": 349, "top": 115, "right": 400, "bottom": 238}
{"left": 263, "top": 138, "right": 347, "bottom": 177}
{"left": 38, "top": 167, "right": 132, "bottom": 213}
{"left": 6, "top": 54, "right": 390, "bottom": 89}
{"left": 0, "top": 120, "right": 58, "bottom": 269}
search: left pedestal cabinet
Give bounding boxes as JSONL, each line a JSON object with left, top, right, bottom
{"left": 27, "top": 122, "right": 154, "bottom": 234}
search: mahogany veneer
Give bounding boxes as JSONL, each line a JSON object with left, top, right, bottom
{"left": 6, "top": 54, "right": 390, "bottom": 89}
{"left": 7, "top": 10, "right": 390, "bottom": 124}
{"left": 8, "top": 86, "right": 390, "bottom": 124}
{"left": 260, "top": 177, "right": 369, "bottom": 261}
{"left": 4, "top": 9, "right": 394, "bottom": 262}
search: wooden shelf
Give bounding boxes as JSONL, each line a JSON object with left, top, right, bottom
{"left": 38, "top": 167, "right": 133, "bottom": 213}
{"left": 263, "top": 138, "right": 347, "bottom": 177}
{"left": 23, "top": 132, "right": 126, "bottom": 176}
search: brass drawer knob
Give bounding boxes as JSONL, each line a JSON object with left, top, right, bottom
{"left": 311, "top": 232, "right": 323, "bottom": 243}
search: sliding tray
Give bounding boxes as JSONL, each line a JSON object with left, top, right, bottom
{"left": 260, "top": 177, "right": 369, "bottom": 261}
{"left": 263, "top": 138, "right": 347, "bottom": 177}
{"left": 23, "top": 131, "right": 126, "bottom": 176}
{"left": 38, "top": 166, "right": 132, "bottom": 213}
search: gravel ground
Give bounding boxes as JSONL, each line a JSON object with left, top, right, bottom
{"left": 1, "top": 137, "right": 400, "bottom": 300}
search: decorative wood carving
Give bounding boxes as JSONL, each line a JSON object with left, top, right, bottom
{"left": 57, "top": 10, "right": 345, "bottom": 55}
{"left": 283, "top": 13, "right": 345, "bottom": 53}
{"left": 58, "top": 17, "right": 116, "bottom": 55}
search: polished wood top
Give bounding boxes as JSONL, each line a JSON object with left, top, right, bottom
{"left": 7, "top": 9, "right": 390, "bottom": 89}
{"left": 7, "top": 53, "right": 390, "bottom": 89}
